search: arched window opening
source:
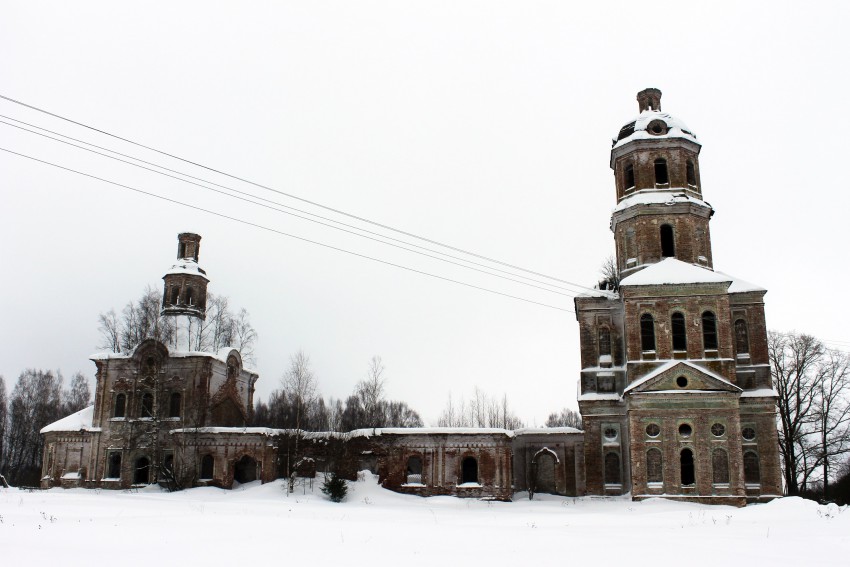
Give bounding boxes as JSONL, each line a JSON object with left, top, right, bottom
{"left": 461, "top": 457, "right": 478, "bottom": 484}
{"left": 141, "top": 392, "right": 154, "bottom": 418}
{"left": 744, "top": 452, "right": 761, "bottom": 484}
{"left": 604, "top": 452, "right": 621, "bottom": 485}
{"left": 680, "top": 449, "right": 695, "bottom": 486}
{"left": 598, "top": 327, "right": 612, "bottom": 357}
{"left": 646, "top": 448, "right": 663, "bottom": 484}
{"left": 624, "top": 163, "right": 635, "bottom": 190}
{"left": 200, "top": 455, "right": 214, "bottom": 480}
{"left": 134, "top": 457, "right": 151, "bottom": 484}
{"left": 735, "top": 319, "right": 750, "bottom": 356}
{"left": 234, "top": 455, "right": 257, "bottom": 484}
{"left": 114, "top": 393, "right": 126, "bottom": 418}
{"left": 671, "top": 312, "right": 687, "bottom": 351}
{"left": 654, "top": 158, "right": 669, "bottom": 185}
{"left": 163, "top": 454, "right": 174, "bottom": 474}
{"left": 686, "top": 160, "right": 697, "bottom": 186}
{"left": 170, "top": 286, "right": 180, "bottom": 305}
{"left": 169, "top": 392, "right": 182, "bottom": 418}
{"left": 406, "top": 456, "right": 423, "bottom": 484}
{"left": 660, "top": 224, "right": 675, "bottom": 257}
{"left": 640, "top": 314, "right": 656, "bottom": 352}
{"left": 712, "top": 449, "right": 730, "bottom": 484}
{"left": 186, "top": 287, "right": 194, "bottom": 306}
{"left": 702, "top": 311, "right": 719, "bottom": 351}
{"left": 179, "top": 242, "right": 186, "bottom": 259}
{"left": 108, "top": 452, "right": 122, "bottom": 479}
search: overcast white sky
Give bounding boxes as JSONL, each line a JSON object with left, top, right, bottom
{"left": 2, "top": 1, "right": 849, "bottom": 425}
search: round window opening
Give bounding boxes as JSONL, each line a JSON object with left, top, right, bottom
{"left": 646, "top": 423, "right": 661, "bottom": 438}
{"left": 678, "top": 423, "right": 693, "bottom": 438}
{"left": 604, "top": 427, "right": 618, "bottom": 440}
{"left": 711, "top": 423, "right": 726, "bottom": 437}
{"left": 647, "top": 120, "right": 667, "bottom": 135}
{"left": 676, "top": 376, "right": 688, "bottom": 388}
{"left": 742, "top": 427, "right": 756, "bottom": 441}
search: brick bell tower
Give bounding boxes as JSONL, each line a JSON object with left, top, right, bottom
{"left": 575, "top": 90, "right": 782, "bottom": 505}
{"left": 161, "top": 233, "right": 209, "bottom": 350}
{"left": 610, "top": 88, "right": 713, "bottom": 278}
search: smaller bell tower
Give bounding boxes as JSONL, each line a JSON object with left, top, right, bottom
{"left": 161, "top": 233, "right": 209, "bottom": 350}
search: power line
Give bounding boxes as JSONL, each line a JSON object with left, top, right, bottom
{"left": 0, "top": 93, "right": 613, "bottom": 298}
{"left": 0, "top": 116, "right": 590, "bottom": 299}
{"left": 0, "top": 146, "right": 577, "bottom": 314}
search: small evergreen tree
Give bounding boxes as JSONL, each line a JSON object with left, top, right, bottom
{"left": 321, "top": 472, "right": 347, "bottom": 502}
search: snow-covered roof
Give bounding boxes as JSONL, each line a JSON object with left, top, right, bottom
{"left": 513, "top": 427, "right": 583, "bottom": 435}
{"left": 164, "top": 259, "right": 209, "bottom": 280}
{"left": 716, "top": 271, "right": 767, "bottom": 294}
{"left": 613, "top": 190, "right": 712, "bottom": 214}
{"left": 89, "top": 347, "right": 257, "bottom": 374}
{"left": 740, "top": 388, "right": 778, "bottom": 398}
{"left": 613, "top": 109, "right": 699, "bottom": 150}
{"left": 40, "top": 406, "right": 100, "bottom": 434}
{"left": 624, "top": 360, "right": 741, "bottom": 395}
{"left": 619, "top": 258, "right": 732, "bottom": 287}
{"left": 577, "top": 392, "right": 622, "bottom": 402}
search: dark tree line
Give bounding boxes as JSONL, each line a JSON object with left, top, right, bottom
{"left": 0, "top": 370, "right": 91, "bottom": 486}
{"left": 252, "top": 354, "right": 423, "bottom": 432}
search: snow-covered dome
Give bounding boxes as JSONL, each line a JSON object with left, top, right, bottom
{"left": 612, "top": 89, "right": 699, "bottom": 150}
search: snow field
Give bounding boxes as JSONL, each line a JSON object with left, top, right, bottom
{"left": 1, "top": 473, "right": 847, "bottom": 566}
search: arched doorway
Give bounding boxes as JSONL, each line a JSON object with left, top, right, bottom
{"left": 233, "top": 455, "right": 258, "bottom": 484}
{"left": 532, "top": 449, "right": 558, "bottom": 494}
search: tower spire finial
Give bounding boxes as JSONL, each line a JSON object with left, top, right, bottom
{"left": 637, "top": 88, "right": 662, "bottom": 112}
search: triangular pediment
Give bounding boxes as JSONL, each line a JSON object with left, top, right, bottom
{"left": 624, "top": 361, "right": 741, "bottom": 396}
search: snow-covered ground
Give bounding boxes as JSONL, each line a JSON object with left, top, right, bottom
{"left": 2, "top": 474, "right": 847, "bottom": 566}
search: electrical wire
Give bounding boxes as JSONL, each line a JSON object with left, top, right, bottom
{"left": 0, "top": 146, "right": 577, "bottom": 314}
{"left": 0, "top": 116, "right": 593, "bottom": 299}
{"left": 0, "top": 93, "right": 613, "bottom": 298}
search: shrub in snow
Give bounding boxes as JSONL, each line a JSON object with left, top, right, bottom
{"left": 321, "top": 473, "right": 347, "bottom": 503}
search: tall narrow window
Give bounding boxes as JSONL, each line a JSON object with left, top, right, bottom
{"left": 640, "top": 314, "right": 656, "bottom": 352}
{"left": 712, "top": 449, "right": 730, "bottom": 484}
{"left": 461, "top": 457, "right": 478, "bottom": 484}
{"left": 671, "top": 312, "right": 687, "bottom": 351}
{"left": 743, "top": 451, "right": 761, "bottom": 484}
{"left": 170, "top": 286, "right": 180, "bottom": 305}
{"left": 186, "top": 287, "right": 194, "bottom": 306}
{"left": 734, "top": 319, "right": 750, "bottom": 356}
{"left": 114, "top": 393, "right": 126, "bottom": 418}
{"left": 686, "top": 160, "right": 697, "bottom": 186}
{"left": 169, "top": 392, "right": 182, "bottom": 418}
{"left": 108, "top": 452, "right": 122, "bottom": 479}
{"left": 624, "top": 163, "right": 635, "bottom": 189}
{"left": 702, "top": 311, "right": 719, "bottom": 351}
{"left": 646, "top": 448, "right": 663, "bottom": 484}
{"left": 179, "top": 242, "right": 186, "bottom": 259}
{"left": 654, "top": 158, "right": 669, "bottom": 185}
{"left": 680, "top": 448, "right": 695, "bottom": 486}
{"left": 660, "top": 224, "right": 675, "bottom": 257}
{"left": 141, "top": 392, "right": 154, "bottom": 418}
{"left": 598, "top": 327, "right": 611, "bottom": 357}
{"left": 604, "top": 452, "right": 621, "bottom": 485}
{"left": 200, "top": 455, "right": 214, "bottom": 479}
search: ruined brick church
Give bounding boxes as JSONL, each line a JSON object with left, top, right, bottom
{"left": 41, "top": 89, "right": 781, "bottom": 505}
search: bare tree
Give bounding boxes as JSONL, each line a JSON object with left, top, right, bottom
{"left": 97, "top": 309, "right": 121, "bottom": 353}
{"left": 769, "top": 331, "right": 824, "bottom": 494}
{"left": 545, "top": 407, "right": 583, "bottom": 429}
{"left": 356, "top": 356, "right": 386, "bottom": 425}
{"left": 598, "top": 255, "right": 620, "bottom": 291}
{"left": 812, "top": 349, "right": 850, "bottom": 496}
{"left": 281, "top": 350, "right": 317, "bottom": 491}
{"left": 62, "top": 372, "right": 92, "bottom": 416}
{"left": 437, "top": 388, "right": 524, "bottom": 429}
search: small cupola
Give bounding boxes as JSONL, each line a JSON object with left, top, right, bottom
{"left": 637, "top": 88, "right": 662, "bottom": 112}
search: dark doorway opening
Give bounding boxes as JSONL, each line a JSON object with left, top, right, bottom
{"left": 680, "top": 449, "right": 695, "bottom": 486}
{"left": 461, "top": 457, "right": 478, "bottom": 484}
{"left": 234, "top": 455, "right": 257, "bottom": 484}
{"left": 134, "top": 457, "right": 151, "bottom": 484}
